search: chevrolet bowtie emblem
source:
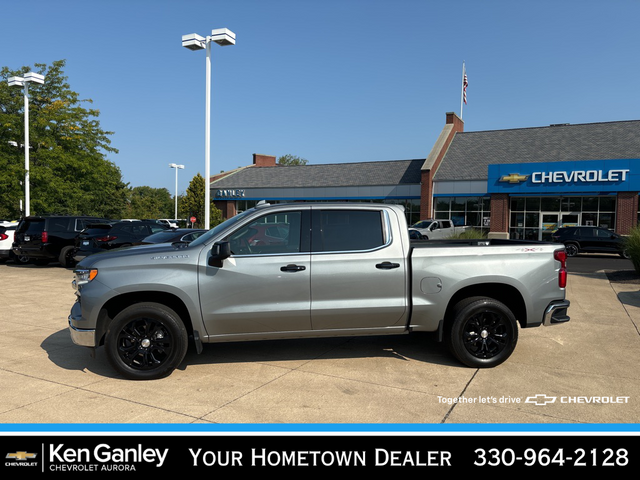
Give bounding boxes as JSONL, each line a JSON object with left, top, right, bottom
{"left": 6, "top": 451, "right": 37, "bottom": 460}
{"left": 500, "top": 173, "right": 529, "bottom": 183}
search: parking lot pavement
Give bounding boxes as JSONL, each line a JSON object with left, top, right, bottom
{"left": 0, "top": 262, "right": 638, "bottom": 427}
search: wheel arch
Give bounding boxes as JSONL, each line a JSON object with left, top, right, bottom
{"left": 95, "top": 291, "right": 195, "bottom": 347}
{"left": 444, "top": 283, "right": 527, "bottom": 329}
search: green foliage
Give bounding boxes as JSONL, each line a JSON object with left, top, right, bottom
{"left": 0, "top": 60, "right": 127, "bottom": 218}
{"left": 447, "top": 228, "right": 488, "bottom": 239}
{"left": 179, "top": 173, "right": 223, "bottom": 229}
{"left": 126, "top": 186, "right": 174, "bottom": 219}
{"left": 277, "top": 154, "right": 308, "bottom": 166}
{"left": 624, "top": 227, "right": 640, "bottom": 273}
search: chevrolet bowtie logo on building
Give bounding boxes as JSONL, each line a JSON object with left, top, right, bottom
{"left": 499, "top": 173, "right": 529, "bottom": 184}
{"left": 525, "top": 394, "right": 557, "bottom": 406}
{"left": 6, "top": 451, "right": 37, "bottom": 460}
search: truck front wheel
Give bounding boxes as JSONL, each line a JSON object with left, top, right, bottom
{"left": 105, "top": 302, "right": 188, "bottom": 380}
{"left": 445, "top": 297, "right": 518, "bottom": 368}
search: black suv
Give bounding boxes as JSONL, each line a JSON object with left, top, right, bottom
{"left": 551, "top": 226, "right": 629, "bottom": 258}
{"left": 73, "top": 220, "right": 169, "bottom": 263}
{"left": 13, "top": 215, "right": 110, "bottom": 266}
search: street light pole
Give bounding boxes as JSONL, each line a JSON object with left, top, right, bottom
{"left": 182, "top": 28, "right": 235, "bottom": 229}
{"left": 169, "top": 163, "right": 184, "bottom": 221}
{"left": 8, "top": 72, "right": 45, "bottom": 217}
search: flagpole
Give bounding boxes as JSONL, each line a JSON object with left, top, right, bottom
{"left": 460, "top": 61, "right": 465, "bottom": 119}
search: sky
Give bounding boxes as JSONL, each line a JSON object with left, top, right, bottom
{"left": 2, "top": 0, "right": 640, "bottom": 197}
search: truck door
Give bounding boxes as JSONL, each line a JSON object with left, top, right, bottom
{"left": 198, "top": 208, "right": 312, "bottom": 336}
{"left": 309, "top": 207, "right": 408, "bottom": 330}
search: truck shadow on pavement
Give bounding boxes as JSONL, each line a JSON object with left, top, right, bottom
{"left": 44, "top": 330, "right": 459, "bottom": 379}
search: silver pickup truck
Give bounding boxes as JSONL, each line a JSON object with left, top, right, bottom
{"left": 68, "top": 202, "right": 570, "bottom": 380}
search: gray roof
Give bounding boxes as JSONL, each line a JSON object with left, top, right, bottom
{"left": 434, "top": 120, "right": 640, "bottom": 181}
{"left": 211, "top": 159, "right": 424, "bottom": 188}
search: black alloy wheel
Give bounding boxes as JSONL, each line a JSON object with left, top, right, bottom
{"left": 105, "top": 303, "right": 188, "bottom": 380}
{"left": 446, "top": 297, "right": 518, "bottom": 368}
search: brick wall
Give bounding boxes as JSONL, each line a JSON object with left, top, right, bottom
{"left": 420, "top": 112, "right": 464, "bottom": 219}
{"left": 616, "top": 192, "right": 638, "bottom": 235}
{"left": 489, "top": 193, "right": 509, "bottom": 236}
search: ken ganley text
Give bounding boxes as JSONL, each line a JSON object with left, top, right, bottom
{"left": 190, "top": 448, "right": 452, "bottom": 467}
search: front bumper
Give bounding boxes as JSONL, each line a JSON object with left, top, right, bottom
{"left": 68, "top": 301, "right": 96, "bottom": 347}
{"left": 543, "top": 300, "right": 571, "bottom": 326}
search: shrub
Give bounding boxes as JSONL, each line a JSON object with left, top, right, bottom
{"left": 624, "top": 226, "right": 640, "bottom": 273}
{"left": 448, "top": 228, "right": 488, "bottom": 239}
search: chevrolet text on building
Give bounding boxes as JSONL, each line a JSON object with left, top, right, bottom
{"left": 489, "top": 160, "right": 638, "bottom": 193}
{"left": 530, "top": 169, "right": 630, "bottom": 184}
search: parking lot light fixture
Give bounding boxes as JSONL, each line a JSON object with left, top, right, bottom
{"left": 7, "top": 71, "right": 45, "bottom": 217}
{"left": 182, "top": 28, "right": 236, "bottom": 229}
{"left": 169, "top": 163, "right": 185, "bottom": 221}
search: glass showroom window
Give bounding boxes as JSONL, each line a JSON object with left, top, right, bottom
{"left": 509, "top": 196, "right": 617, "bottom": 240}
{"left": 434, "top": 196, "right": 490, "bottom": 230}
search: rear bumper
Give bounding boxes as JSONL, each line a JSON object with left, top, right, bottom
{"left": 543, "top": 300, "right": 571, "bottom": 326}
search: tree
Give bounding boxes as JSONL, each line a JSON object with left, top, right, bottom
{"left": 0, "top": 60, "right": 127, "bottom": 219}
{"left": 277, "top": 154, "right": 308, "bottom": 166}
{"left": 126, "top": 186, "right": 174, "bottom": 219}
{"left": 180, "top": 173, "right": 223, "bottom": 229}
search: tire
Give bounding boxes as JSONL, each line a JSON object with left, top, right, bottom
{"left": 620, "top": 249, "right": 631, "bottom": 259}
{"left": 445, "top": 297, "right": 518, "bottom": 368}
{"left": 58, "top": 246, "right": 75, "bottom": 267}
{"left": 105, "top": 302, "right": 188, "bottom": 380}
{"left": 564, "top": 243, "right": 579, "bottom": 257}
{"left": 13, "top": 253, "right": 31, "bottom": 264}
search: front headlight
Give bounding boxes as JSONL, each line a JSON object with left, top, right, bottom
{"left": 72, "top": 268, "right": 98, "bottom": 290}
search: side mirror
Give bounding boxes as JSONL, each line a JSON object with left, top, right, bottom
{"left": 209, "top": 241, "right": 231, "bottom": 267}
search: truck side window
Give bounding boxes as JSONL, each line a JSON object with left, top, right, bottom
{"left": 225, "top": 211, "right": 307, "bottom": 255}
{"left": 313, "top": 210, "right": 385, "bottom": 252}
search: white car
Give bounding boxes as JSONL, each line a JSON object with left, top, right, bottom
{"left": 0, "top": 221, "right": 19, "bottom": 263}
{"left": 158, "top": 219, "right": 178, "bottom": 228}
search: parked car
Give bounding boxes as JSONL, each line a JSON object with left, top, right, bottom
{"left": 551, "top": 226, "right": 629, "bottom": 258}
{"left": 157, "top": 219, "right": 179, "bottom": 228}
{"left": 134, "top": 228, "right": 206, "bottom": 245}
{"left": 0, "top": 222, "right": 19, "bottom": 263}
{"left": 73, "top": 220, "right": 169, "bottom": 262}
{"left": 12, "top": 215, "right": 110, "bottom": 267}
{"left": 409, "top": 219, "right": 469, "bottom": 239}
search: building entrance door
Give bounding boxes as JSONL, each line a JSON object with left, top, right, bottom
{"left": 541, "top": 213, "right": 559, "bottom": 241}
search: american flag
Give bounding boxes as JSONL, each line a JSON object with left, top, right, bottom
{"left": 463, "top": 71, "right": 468, "bottom": 104}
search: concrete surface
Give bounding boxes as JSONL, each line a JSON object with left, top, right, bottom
{"left": 0, "top": 262, "right": 638, "bottom": 427}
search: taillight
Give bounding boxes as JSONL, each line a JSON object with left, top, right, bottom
{"left": 96, "top": 235, "right": 117, "bottom": 242}
{"left": 0, "top": 233, "right": 7, "bottom": 241}
{"left": 554, "top": 249, "right": 567, "bottom": 288}
{"left": 42, "top": 231, "right": 48, "bottom": 243}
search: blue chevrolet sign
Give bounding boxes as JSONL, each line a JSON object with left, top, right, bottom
{"left": 487, "top": 159, "right": 640, "bottom": 194}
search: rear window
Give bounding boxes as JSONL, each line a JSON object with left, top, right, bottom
{"left": 313, "top": 210, "right": 385, "bottom": 252}
{"left": 18, "top": 219, "right": 45, "bottom": 234}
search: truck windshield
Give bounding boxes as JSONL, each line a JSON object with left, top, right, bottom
{"left": 188, "top": 209, "right": 256, "bottom": 248}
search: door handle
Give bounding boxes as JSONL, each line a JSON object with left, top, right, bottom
{"left": 280, "top": 264, "right": 306, "bottom": 272}
{"left": 376, "top": 262, "right": 400, "bottom": 270}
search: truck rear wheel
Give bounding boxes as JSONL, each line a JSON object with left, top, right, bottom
{"left": 445, "top": 297, "right": 518, "bottom": 368}
{"left": 105, "top": 302, "right": 188, "bottom": 380}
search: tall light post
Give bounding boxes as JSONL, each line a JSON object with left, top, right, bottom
{"left": 8, "top": 71, "right": 45, "bottom": 217}
{"left": 182, "top": 28, "right": 236, "bottom": 229}
{"left": 169, "top": 163, "right": 184, "bottom": 221}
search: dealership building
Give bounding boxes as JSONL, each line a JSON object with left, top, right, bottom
{"left": 211, "top": 112, "right": 640, "bottom": 239}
